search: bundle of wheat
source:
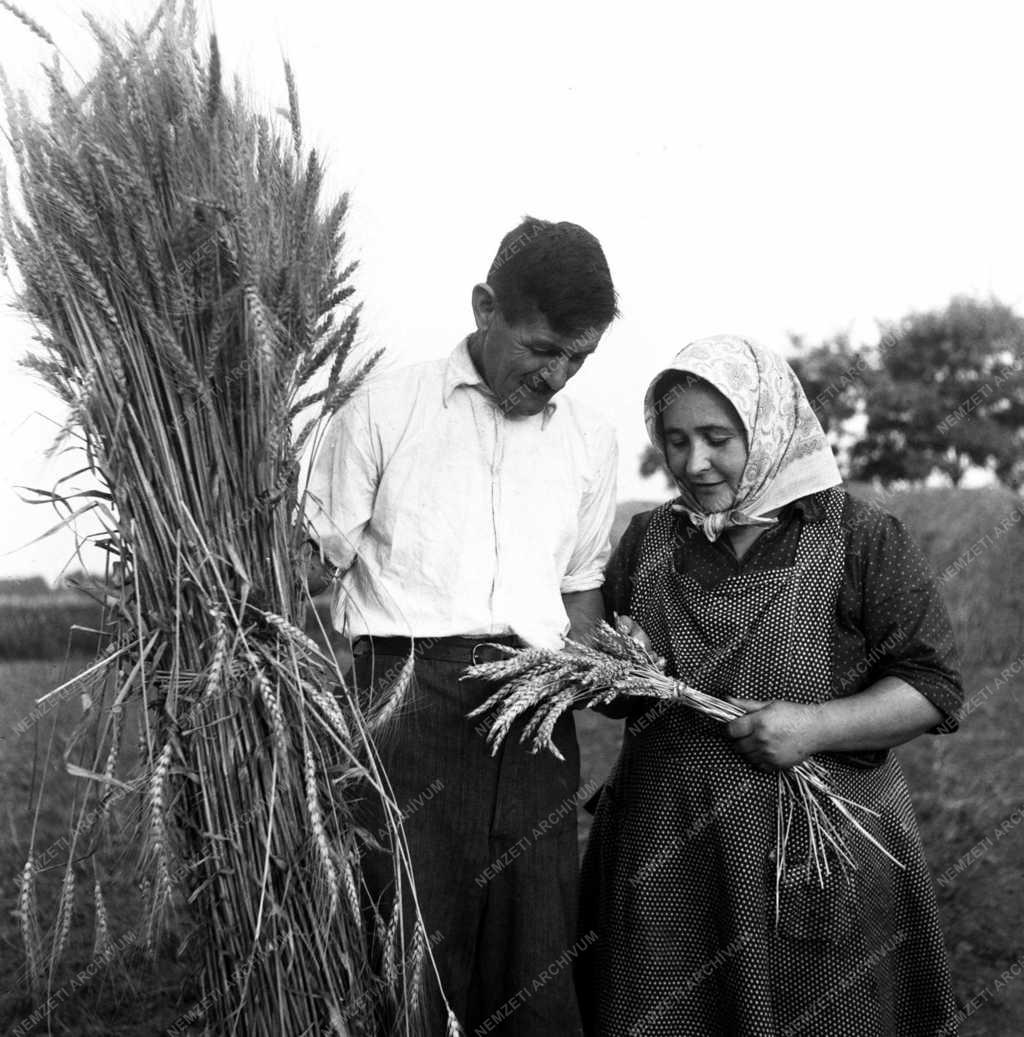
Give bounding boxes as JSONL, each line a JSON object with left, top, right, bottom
{"left": 1, "top": 2, "right": 454, "bottom": 1033}
{"left": 465, "top": 620, "right": 902, "bottom": 920}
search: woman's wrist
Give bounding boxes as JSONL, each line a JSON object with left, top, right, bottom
{"left": 805, "top": 700, "right": 838, "bottom": 755}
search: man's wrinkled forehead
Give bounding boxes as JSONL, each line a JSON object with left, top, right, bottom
{"left": 511, "top": 312, "right": 604, "bottom": 356}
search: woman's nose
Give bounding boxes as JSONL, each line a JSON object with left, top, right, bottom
{"left": 686, "top": 442, "right": 711, "bottom": 475}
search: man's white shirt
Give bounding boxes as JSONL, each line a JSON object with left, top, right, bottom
{"left": 304, "top": 338, "right": 618, "bottom": 649}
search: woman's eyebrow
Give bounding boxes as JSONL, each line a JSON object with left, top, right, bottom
{"left": 664, "top": 422, "right": 738, "bottom": 435}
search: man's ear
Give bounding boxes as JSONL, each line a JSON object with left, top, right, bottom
{"left": 471, "top": 283, "right": 499, "bottom": 331}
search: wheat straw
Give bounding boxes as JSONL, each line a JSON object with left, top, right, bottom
{"left": 92, "top": 875, "right": 110, "bottom": 959}
{"left": 18, "top": 859, "right": 44, "bottom": 998}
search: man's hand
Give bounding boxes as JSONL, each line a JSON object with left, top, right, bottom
{"left": 561, "top": 589, "right": 605, "bottom": 643}
{"left": 724, "top": 698, "right": 823, "bottom": 770}
{"left": 300, "top": 539, "right": 335, "bottom": 597}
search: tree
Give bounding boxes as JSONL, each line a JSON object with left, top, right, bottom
{"left": 0, "top": 576, "right": 50, "bottom": 597}
{"left": 787, "top": 333, "right": 868, "bottom": 438}
{"left": 639, "top": 441, "right": 673, "bottom": 487}
{"left": 851, "top": 297, "right": 1024, "bottom": 487}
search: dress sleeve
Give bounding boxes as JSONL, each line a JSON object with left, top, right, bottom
{"left": 300, "top": 392, "right": 380, "bottom": 574}
{"left": 601, "top": 510, "right": 655, "bottom": 621}
{"left": 848, "top": 502, "right": 964, "bottom": 732}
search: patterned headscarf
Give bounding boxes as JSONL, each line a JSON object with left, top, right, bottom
{"left": 644, "top": 335, "right": 841, "bottom": 541}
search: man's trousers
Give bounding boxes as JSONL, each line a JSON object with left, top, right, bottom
{"left": 352, "top": 639, "right": 584, "bottom": 1036}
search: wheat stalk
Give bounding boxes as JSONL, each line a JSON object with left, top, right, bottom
{"left": 18, "top": 859, "right": 44, "bottom": 999}
{"left": 50, "top": 863, "right": 77, "bottom": 966}
{"left": 92, "top": 875, "right": 110, "bottom": 959}
{"left": 370, "top": 649, "right": 416, "bottom": 731}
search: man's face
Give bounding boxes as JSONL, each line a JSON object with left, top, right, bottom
{"left": 471, "top": 288, "right": 606, "bottom": 417}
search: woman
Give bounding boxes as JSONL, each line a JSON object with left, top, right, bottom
{"left": 577, "top": 336, "right": 962, "bottom": 1036}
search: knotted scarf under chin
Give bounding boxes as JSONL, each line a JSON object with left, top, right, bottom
{"left": 670, "top": 503, "right": 779, "bottom": 543}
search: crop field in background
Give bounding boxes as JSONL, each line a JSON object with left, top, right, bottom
{"left": 0, "top": 485, "right": 1022, "bottom": 1033}
{"left": 0, "top": 596, "right": 106, "bottom": 661}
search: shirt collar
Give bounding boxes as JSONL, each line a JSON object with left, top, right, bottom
{"left": 442, "top": 337, "right": 558, "bottom": 424}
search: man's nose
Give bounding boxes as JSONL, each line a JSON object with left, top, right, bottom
{"left": 541, "top": 353, "right": 571, "bottom": 392}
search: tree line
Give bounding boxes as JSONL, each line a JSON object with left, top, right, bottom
{"left": 640, "top": 296, "right": 1024, "bottom": 489}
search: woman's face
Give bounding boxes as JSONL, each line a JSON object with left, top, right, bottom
{"left": 661, "top": 383, "right": 748, "bottom": 512}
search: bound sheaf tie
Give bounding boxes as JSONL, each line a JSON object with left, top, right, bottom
{"left": 644, "top": 335, "right": 842, "bottom": 540}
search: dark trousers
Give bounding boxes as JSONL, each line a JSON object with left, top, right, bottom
{"left": 353, "top": 643, "right": 584, "bottom": 1037}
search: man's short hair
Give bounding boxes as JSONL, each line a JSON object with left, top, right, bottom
{"left": 486, "top": 216, "right": 619, "bottom": 337}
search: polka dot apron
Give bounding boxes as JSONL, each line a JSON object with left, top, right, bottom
{"left": 578, "top": 488, "right": 958, "bottom": 1036}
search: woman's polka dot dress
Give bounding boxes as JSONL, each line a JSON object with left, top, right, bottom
{"left": 577, "top": 487, "right": 959, "bottom": 1036}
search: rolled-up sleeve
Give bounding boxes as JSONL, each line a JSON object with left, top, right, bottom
{"left": 853, "top": 507, "right": 964, "bottom": 731}
{"left": 300, "top": 393, "right": 379, "bottom": 573}
{"left": 560, "top": 423, "right": 618, "bottom": 594}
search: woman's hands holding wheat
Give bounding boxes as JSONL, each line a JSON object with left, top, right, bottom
{"left": 724, "top": 697, "right": 824, "bottom": 770}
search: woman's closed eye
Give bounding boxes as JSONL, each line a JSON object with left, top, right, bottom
{"left": 667, "top": 432, "right": 735, "bottom": 449}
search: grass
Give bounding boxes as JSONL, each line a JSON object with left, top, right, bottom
{"left": 0, "top": 660, "right": 196, "bottom": 1036}
{"left": 847, "top": 482, "right": 1024, "bottom": 668}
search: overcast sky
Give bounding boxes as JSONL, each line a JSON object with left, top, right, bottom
{"left": 2, "top": 0, "right": 1024, "bottom": 580}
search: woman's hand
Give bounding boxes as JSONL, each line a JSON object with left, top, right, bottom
{"left": 615, "top": 614, "right": 666, "bottom": 671}
{"left": 724, "top": 697, "right": 823, "bottom": 770}
{"left": 615, "top": 613, "right": 651, "bottom": 649}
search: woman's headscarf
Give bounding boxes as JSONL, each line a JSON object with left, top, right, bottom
{"left": 644, "top": 335, "right": 841, "bottom": 541}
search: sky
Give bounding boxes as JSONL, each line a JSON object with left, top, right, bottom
{"left": 2, "top": 0, "right": 1024, "bottom": 580}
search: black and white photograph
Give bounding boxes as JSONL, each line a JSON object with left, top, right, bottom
{"left": 0, "top": 2, "right": 1021, "bottom": 1034}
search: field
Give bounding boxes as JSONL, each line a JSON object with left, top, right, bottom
{"left": 0, "top": 659, "right": 197, "bottom": 1035}
{"left": 1, "top": 486, "right": 1023, "bottom": 1033}
{"left": 0, "top": 596, "right": 106, "bottom": 661}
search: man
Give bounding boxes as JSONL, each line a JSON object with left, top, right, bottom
{"left": 304, "top": 216, "right": 618, "bottom": 1035}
